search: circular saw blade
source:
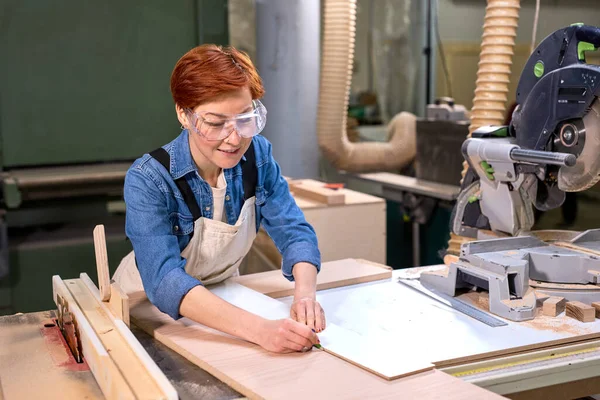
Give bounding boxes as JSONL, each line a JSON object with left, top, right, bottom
{"left": 558, "top": 97, "right": 600, "bottom": 192}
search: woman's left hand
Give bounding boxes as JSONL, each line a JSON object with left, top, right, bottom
{"left": 290, "top": 296, "right": 326, "bottom": 333}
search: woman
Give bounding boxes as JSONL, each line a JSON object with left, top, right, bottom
{"left": 113, "top": 44, "right": 324, "bottom": 353}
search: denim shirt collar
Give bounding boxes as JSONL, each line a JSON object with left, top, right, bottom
{"left": 168, "top": 130, "right": 247, "bottom": 180}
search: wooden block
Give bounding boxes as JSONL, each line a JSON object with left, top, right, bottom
{"left": 93, "top": 225, "right": 111, "bottom": 301}
{"left": 535, "top": 292, "right": 551, "bottom": 308}
{"left": 542, "top": 296, "right": 566, "bottom": 317}
{"left": 592, "top": 302, "right": 600, "bottom": 318}
{"left": 443, "top": 254, "right": 459, "bottom": 265}
{"left": 566, "top": 301, "right": 596, "bottom": 322}
{"left": 288, "top": 180, "right": 345, "bottom": 205}
{"left": 109, "top": 282, "right": 130, "bottom": 327}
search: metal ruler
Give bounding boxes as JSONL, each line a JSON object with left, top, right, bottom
{"left": 398, "top": 279, "right": 508, "bottom": 327}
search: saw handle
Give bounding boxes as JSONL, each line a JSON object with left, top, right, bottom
{"left": 575, "top": 25, "right": 600, "bottom": 52}
{"left": 510, "top": 148, "right": 576, "bottom": 167}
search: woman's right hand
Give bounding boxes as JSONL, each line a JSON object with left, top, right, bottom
{"left": 257, "top": 318, "right": 320, "bottom": 353}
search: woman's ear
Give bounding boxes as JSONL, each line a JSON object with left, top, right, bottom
{"left": 175, "top": 104, "right": 188, "bottom": 128}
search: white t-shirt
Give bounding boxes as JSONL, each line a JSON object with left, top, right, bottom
{"left": 211, "top": 170, "right": 228, "bottom": 223}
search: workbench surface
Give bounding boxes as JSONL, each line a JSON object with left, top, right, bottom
{"left": 0, "top": 311, "right": 240, "bottom": 400}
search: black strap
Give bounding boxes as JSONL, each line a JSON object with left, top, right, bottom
{"left": 150, "top": 148, "right": 203, "bottom": 220}
{"left": 241, "top": 142, "right": 257, "bottom": 200}
{"left": 149, "top": 142, "right": 257, "bottom": 221}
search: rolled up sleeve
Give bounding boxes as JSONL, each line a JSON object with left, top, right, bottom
{"left": 124, "top": 164, "right": 201, "bottom": 319}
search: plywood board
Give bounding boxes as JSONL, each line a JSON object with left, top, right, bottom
{"left": 231, "top": 258, "right": 391, "bottom": 298}
{"left": 359, "top": 272, "right": 600, "bottom": 369}
{"left": 129, "top": 293, "right": 502, "bottom": 399}
{"left": 209, "top": 281, "right": 433, "bottom": 380}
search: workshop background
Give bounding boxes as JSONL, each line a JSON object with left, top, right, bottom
{"left": 0, "top": 0, "right": 599, "bottom": 316}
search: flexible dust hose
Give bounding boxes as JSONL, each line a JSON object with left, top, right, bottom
{"left": 317, "top": 0, "right": 417, "bottom": 172}
{"left": 460, "top": 0, "right": 521, "bottom": 183}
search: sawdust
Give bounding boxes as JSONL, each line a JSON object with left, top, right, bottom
{"left": 521, "top": 314, "right": 595, "bottom": 335}
{"left": 458, "top": 290, "right": 597, "bottom": 335}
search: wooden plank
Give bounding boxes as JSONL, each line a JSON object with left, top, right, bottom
{"left": 52, "top": 276, "right": 136, "bottom": 400}
{"left": 566, "top": 301, "right": 596, "bottom": 323}
{"left": 78, "top": 274, "right": 177, "bottom": 399}
{"left": 288, "top": 179, "right": 345, "bottom": 205}
{"left": 129, "top": 294, "right": 503, "bottom": 400}
{"left": 109, "top": 282, "right": 130, "bottom": 327}
{"left": 592, "top": 302, "right": 600, "bottom": 318}
{"left": 93, "top": 224, "right": 111, "bottom": 301}
{"left": 67, "top": 277, "right": 175, "bottom": 399}
{"left": 231, "top": 258, "right": 392, "bottom": 298}
{"left": 113, "top": 319, "right": 178, "bottom": 400}
{"left": 542, "top": 297, "right": 566, "bottom": 317}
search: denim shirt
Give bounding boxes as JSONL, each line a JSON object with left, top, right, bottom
{"left": 124, "top": 130, "right": 321, "bottom": 319}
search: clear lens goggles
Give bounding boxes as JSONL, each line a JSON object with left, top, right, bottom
{"left": 186, "top": 100, "right": 267, "bottom": 141}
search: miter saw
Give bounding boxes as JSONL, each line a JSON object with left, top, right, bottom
{"left": 421, "top": 24, "right": 600, "bottom": 321}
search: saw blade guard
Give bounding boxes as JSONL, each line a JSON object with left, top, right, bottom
{"left": 558, "top": 98, "right": 600, "bottom": 191}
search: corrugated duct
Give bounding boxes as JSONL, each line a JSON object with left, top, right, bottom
{"left": 460, "top": 0, "right": 521, "bottom": 182}
{"left": 317, "top": 0, "right": 416, "bottom": 172}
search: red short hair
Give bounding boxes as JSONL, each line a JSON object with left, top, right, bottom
{"left": 170, "top": 44, "right": 265, "bottom": 109}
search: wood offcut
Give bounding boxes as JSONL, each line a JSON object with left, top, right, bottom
{"left": 288, "top": 179, "right": 345, "bottom": 205}
{"left": 566, "top": 301, "right": 596, "bottom": 323}
{"left": 93, "top": 225, "right": 111, "bottom": 301}
{"left": 542, "top": 296, "right": 566, "bottom": 317}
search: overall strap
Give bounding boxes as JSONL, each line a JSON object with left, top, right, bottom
{"left": 148, "top": 141, "right": 258, "bottom": 221}
{"left": 149, "top": 148, "right": 203, "bottom": 220}
{"left": 241, "top": 141, "right": 257, "bottom": 200}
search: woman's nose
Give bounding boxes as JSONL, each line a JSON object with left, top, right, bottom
{"left": 224, "top": 126, "right": 242, "bottom": 145}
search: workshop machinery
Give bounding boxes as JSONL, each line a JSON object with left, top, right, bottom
{"left": 421, "top": 24, "right": 600, "bottom": 321}
{"left": 0, "top": 1, "right": 229, "bottom": 315}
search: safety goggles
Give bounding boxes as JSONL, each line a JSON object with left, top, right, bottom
{"left": 185, "top": 100, "right": 267, "bottom": 141}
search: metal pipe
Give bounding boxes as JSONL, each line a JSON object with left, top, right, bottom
{"left": 510, "top": 149, "right": 576, "bottom": 167}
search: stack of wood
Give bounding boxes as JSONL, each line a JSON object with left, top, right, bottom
{"left": 537, "top": 294, "right": 600, "bottom": 323}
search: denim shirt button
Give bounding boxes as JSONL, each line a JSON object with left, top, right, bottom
{"left": 225, "top": 195, "right": 230, "bottom": 201}
{"left": 174, "top": 225, "right": 179, "bottom": 232}
{"left": 205, "top": 206, "right": 210, "bottom": 211}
